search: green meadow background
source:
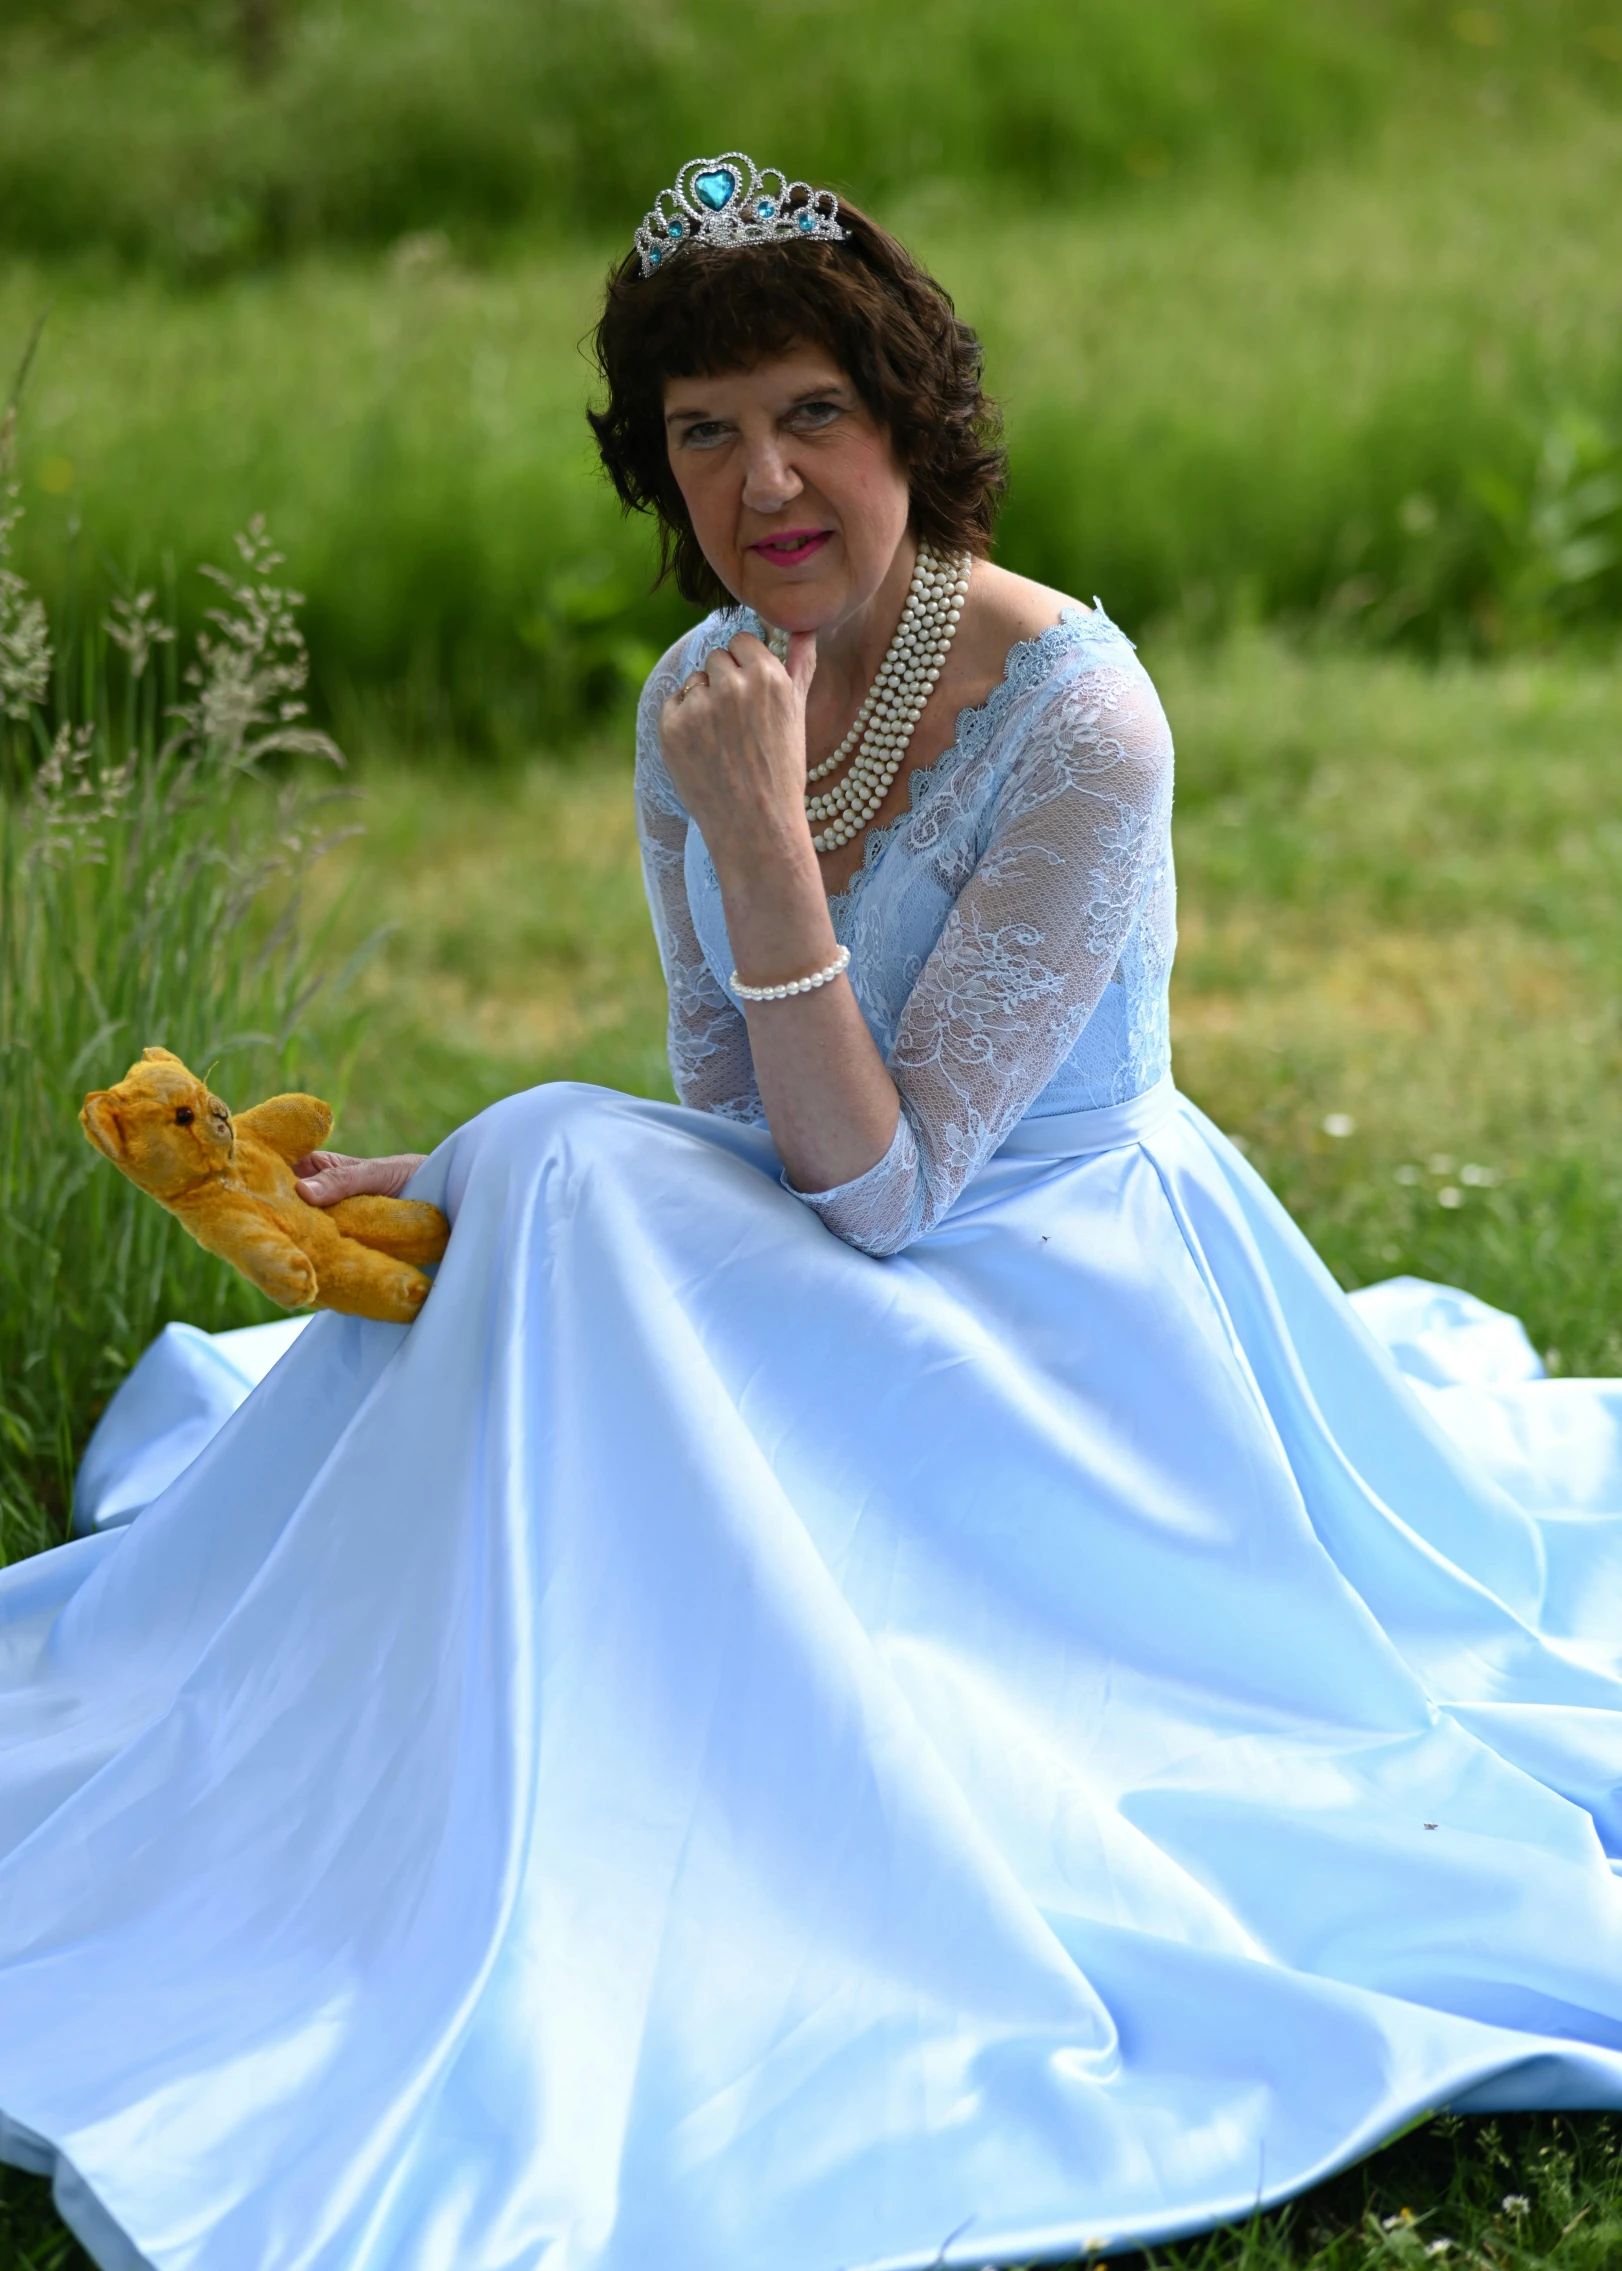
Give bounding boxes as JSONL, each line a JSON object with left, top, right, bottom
{"left": 2, "top": 2, "right": 1622, "bottom": 2263}
{"left": 4, "top": 0, "right": 1622, "bottom": 746}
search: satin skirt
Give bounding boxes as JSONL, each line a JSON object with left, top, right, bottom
{"left": 3, "top": 1079, "right": 1622, "bottom": 2271}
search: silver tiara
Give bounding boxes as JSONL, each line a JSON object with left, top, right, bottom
{"left": 634, "top": 153, "right": 846, "bottom": 278}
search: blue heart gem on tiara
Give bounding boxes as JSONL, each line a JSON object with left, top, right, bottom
{"left": 634, "top": 156, "right": 847, "bottom": 276}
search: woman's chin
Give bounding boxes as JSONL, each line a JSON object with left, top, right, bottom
{"left": 759, "top": 611, "right": 829, "bottom": 638}
{"left": 739, "top": 578, "right": 847, "bottom": 637}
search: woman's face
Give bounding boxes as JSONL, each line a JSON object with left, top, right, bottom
{"left": 663, "top": 347, "right": 912, "bottom": 635}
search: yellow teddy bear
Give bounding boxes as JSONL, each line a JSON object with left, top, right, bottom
{"left": 81, "top": 1047, "right": 448, "bottom": 1325}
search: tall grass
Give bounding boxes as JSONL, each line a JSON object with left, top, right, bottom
{"left": 8, "top": 0, "right": 1619, "bottom": 274}
{"left": 0, "top": 445, "right": 355, "bottom": 1554}
{"left": 4, "top": 89, "right": 1619, "bottom": 752}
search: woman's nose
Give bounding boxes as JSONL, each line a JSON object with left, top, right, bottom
{"left": 740, "top": 439, "right": 803, "bottom": 514}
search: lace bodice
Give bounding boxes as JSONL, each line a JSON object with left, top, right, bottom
{"left": 634, "top": 604, "right": 1176, "bottom": 1257}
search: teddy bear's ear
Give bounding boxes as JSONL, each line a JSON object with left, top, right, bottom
{"left": 142, "top": 1046, "right": 183, "bottom": 1065}
{"left": 80, "top": 1092, "right": 127, "bottom": 1161}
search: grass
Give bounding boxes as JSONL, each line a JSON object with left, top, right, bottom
{"left": 324, "top": 733, "right": 674, "bottom": 1139}
{"left": 1159, "top": 634, "right": 1622, "bottom": 1374}
{"left": 3, "top": 91, "right": 1621, "bottom": 748}
{"left": 0, "top": 496, "right": 359, "bottom": 1553}
{"left": 5, "top": 0, "right": 1618, "bottom": 274}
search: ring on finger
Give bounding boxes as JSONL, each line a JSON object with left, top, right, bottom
{"left": 679, "top": 669, "right": 710, "bottom": 701}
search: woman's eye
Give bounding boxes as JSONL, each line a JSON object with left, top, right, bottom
{"left": 790, "top": 402, "right": 841, "bottom": 429}
{"left": 679, "top": 422, "right": 730, "bottom": 449}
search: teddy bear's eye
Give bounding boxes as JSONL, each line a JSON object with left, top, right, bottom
{"left": 175, "top": 1106, "right": 195, "bottom": 1126}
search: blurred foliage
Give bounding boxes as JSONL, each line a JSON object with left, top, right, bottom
{"left": 6, "top": 0, "right": 1621, "bottom": 272}
{"left": 3, "top": 74, "right": 1620, "bottom": 747}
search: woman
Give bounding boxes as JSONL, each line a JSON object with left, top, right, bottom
{"left": 5, "top": 155, "right": 1622, "bottom": 2271}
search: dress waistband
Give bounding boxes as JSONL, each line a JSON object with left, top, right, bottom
{"left": 996, "top": 1072, "right": 1178, "bottom": 1158}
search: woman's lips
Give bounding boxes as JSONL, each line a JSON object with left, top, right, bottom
{"left": 750, "top": 529, "right": 833, "bottom": 568}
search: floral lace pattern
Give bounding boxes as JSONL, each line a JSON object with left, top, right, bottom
{"left": 634, "top": 605, "right": 1176, "bottom": 1254}
{"left": 635, "top": 628, "right": 764, "bottom": 1125}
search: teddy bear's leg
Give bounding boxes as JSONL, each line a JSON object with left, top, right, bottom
{"left": 325, "top": 1194, "right": 449, "bottom": 1267}
{"left": 174, "top": 1193, "right": 319, "bottom": 1310}
{"left": 232, "top": 1094, "right": 335, "bottom": 1163}
{"left": 316, "top": 1242, "right": 434, "bottom": 1327}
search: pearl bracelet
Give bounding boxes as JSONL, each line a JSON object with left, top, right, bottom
{"left": 729, "top": 944, "right": 851, "bottom": 1002}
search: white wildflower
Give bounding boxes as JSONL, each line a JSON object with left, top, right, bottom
{"left": 0, "top": 580, "right": 50, "bottom": 720}
{"left": 0, "top": 410, "right": 53, "bottom": 722}
{"left": 1322, "top": 1113, "right": 1356, "bottom": 1138}
{"left": 173, "top": 517, "right": 342, "bottom": 774}
{"left": 25, "top": 722, "right": 124, "bottom": 867}
{"left": 1437, "top": 1187, "right": 1463, "bottom": 1209}
{"left": 104, "top": 589, "right": 177, "bottom": 683}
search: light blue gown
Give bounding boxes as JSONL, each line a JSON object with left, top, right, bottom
{"left": 4, "top": 608, "right": 1622, "bottom": 2271}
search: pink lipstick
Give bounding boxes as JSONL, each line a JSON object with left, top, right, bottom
{"left": 751, "top": 529, "right": 833, "bottom": 568}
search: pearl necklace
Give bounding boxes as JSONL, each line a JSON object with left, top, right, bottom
{"left": 768, "top": 543, "right": 971, "bottom": 855}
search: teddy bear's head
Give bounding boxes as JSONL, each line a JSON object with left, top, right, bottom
{"left": 80, "top": 1047, "right": 235, "bottom": 1198}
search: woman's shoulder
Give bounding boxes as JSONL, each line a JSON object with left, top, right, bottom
{"left": 967, "top": 561, "right": 1090, "bottom": 653}
{"left": 962, "top": 564, "right": 1146, "bottom": 699}
{"left": 961, "top": 565, "right": 1164, "bottom": 737}
{"left": 939, "top": 567, "right": 1174, "bottom": 828}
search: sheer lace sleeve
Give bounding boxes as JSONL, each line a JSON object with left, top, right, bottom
{"left": 790, "top": 641, "right": 1174, "bottom": 1256}
{"left": 634, "top": 638, "right": 762, "bottom": 1122}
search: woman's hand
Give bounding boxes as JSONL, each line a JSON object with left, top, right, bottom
{"left": 658, "top": 629, "right": 819, "bottom": 876}
{"left": 294, "top": 1151, "right": 427, "bottom": 1206}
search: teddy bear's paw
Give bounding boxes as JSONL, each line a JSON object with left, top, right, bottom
{"left": 318, "top": 1255, "right": 433, "bottom": 1326}
{"left": 270, "top": 1253, "right": 322, "bottom": 1309}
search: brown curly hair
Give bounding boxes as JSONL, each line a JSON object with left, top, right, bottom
{"left": 587, "top": 199, "right": 1007, "bottom": 610}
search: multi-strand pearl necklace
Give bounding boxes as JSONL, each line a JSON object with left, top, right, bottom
{"left": 774, "top": 543, "right": 971, "bottom": 855}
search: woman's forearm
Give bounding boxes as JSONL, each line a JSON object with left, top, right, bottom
{"left": 713, "top": 837, "right": 900, "bottom": 1196}
{"left": 658, "top": 630, "right": 900, "bottom": 1195}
